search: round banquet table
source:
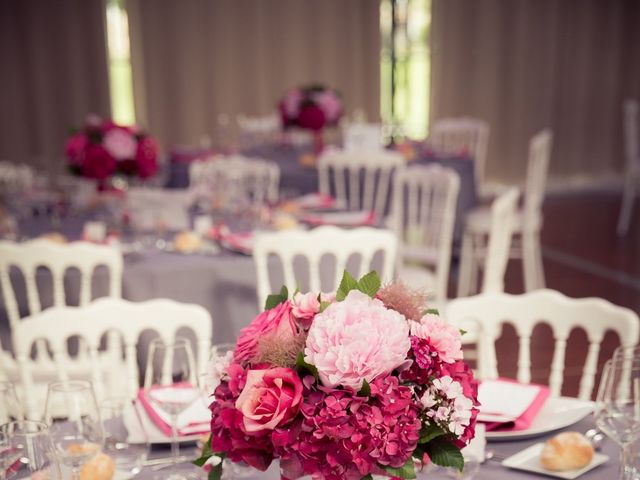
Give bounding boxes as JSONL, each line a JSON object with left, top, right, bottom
{"left": 136, "top": 416, "right": 618, "bottom": 479}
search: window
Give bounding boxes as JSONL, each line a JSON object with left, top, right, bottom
{"left": 105, "top": 0, "right": 135, "bottom": 124}
{"left": 381, "top": 0, "right": 431, "bottom": 139}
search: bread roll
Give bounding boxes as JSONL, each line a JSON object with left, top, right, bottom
{"left": 80, "top": 452, "right": 115, "bottom": 480}
{"left": 540, "top": 431, "right": 594, "bottom": 471}
{"left": 174, "top": 231, "right": 201, "bottom": 253}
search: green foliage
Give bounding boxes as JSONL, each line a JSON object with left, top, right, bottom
{"left": 265, "top": 285, "right": 289, "bottom": 310}
{"left": 357, "top": 379, "right": 371, "bottom": 397}
{"left": 295, "top": 352, "right": 319, "bottom": 380}
{"left": 424, "top": 308, "right": 439, "bottom": 316}
{"left": 419, "top": 424, "right": 447, "bottom": 444}
{"left": 384, "top": 456, "right": 417, "bottom": 479}
{"left": 336, "top": 271, "right": 382, "bottom": 301}
{"left": 424, "top": 439, "right": 464, "bottom": 472}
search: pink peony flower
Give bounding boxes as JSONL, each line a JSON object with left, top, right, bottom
{"left": 235, "top": 301, "right": 297, "bottom": 365}
{"left": 296, "top": 105, "right": 326, "bottom": 131}
{"left": 313, "top": 90, "right": 342, "bottom": 125}
{"left": 281, "top": 89, "right": 302, "bottom": 119}
{"left": 411, "top": 314, "right": 463, "bottom": 363}
{"left": 235, "top": 368, "right": 303, "bottom": 432}
{"left": 305, "top": 290, "right": 410, "bottom": 390}
{"left": 135, "top": 136, "right": 159, "bottom": 178}
{"left": 65, "top": 133, "right": 87, "bottom": 166}
{"left": 103, "top": 127, "right": 137, "bottom": 160}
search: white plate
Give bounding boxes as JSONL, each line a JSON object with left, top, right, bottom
{"left": 122, "top": 401, "right": 205, "bottom": 445}
{"left": 486, "top": 397, "right": 594, "bottom": 441}
{"left": 502, "top": 443, "right": 608, "bottom": 479}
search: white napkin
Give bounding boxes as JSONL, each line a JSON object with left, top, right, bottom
{"left": 477, "top": 379, "right": 542, "bottom": 423}
{"left": 146, "top": 386, "right": 210, "bottom": 432}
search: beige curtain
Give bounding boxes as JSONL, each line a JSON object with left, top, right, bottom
{"left": 0, "top": 0, "right": 111, "bottom": 176}
{"left": 127, "top": 0, "right": 381, "bottom": 149}
{"left": 431, "top": 0, "right": 640, "bottom": 184}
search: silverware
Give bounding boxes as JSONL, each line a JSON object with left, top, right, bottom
{"left": 585, "top": 428, "right": 605, "bottom": 450}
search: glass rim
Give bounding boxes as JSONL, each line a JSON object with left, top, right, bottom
{"left": 47, "top": 379, "right": 93, "bottom": 393}
{"left": 0, "top": 420, "right": 49, "bottom": 436}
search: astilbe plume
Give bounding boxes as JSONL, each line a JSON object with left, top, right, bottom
{"left": 254, "top": 331, "right": 308, "bottom": 368}
{"left": 376, "top": 281, "right": 429, "bottom": 323}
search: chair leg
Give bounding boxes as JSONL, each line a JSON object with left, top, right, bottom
{"left": 533, "top": 232, "right": 545, "bottom": 289}
{"left": 617, "top": 174, "right": 637, "bottom": 236}
{"left": 457, "top": 232, "right": 474, "bottom": 297}
{"left": 522, "top": 231, "right": 539, "bottom": 292}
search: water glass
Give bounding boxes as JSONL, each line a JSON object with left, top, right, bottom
{"left": 1, "top": 421, "right": 61, "bottom": 479}
{"left": 101, "top": 397, "right": 149, "bottom": 477}
{"left": 0, "top": 383, "right": 23, "bottom": 424}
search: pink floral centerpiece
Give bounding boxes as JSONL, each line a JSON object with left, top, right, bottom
{"left": 197, "top": 271, "right": 479, "bottom": 480}
{"left": 278, "top": 85, "right": 343, "bottom": 152}
{"left": 65, "top": 115, "right": 159, "bottom": 189}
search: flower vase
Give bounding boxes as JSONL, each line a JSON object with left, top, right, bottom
{"left": 312, "top": 130, "right": 324, "bottom": 154}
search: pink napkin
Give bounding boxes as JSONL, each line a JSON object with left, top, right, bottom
{"left": 477, "top": 378, "right": 550, "bottom": 432}
{"left": 293, "top": 193, "right": 336, "bottom": 210}
{"left": 302, "top": 210, "right": 377, "bottom": 227}
{"left": 137, "top": 384, "right": 210, "bottom": 437}
{"left": 209, "top": 225, "right": 254, "bottom": 254}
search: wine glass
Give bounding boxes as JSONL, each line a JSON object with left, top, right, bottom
{"left": 43, "top": 380, "right": 104, "bottom": 480}
{"left": 595, "top": 354, "right": 640, "bottom": 479}
{"left": 0, "top": 420, "right": 61, "bottom": 479}
{"left": 145, "top": 337, "right": 201, "bottom": 479}
{"left": 0, "top": 383, "right": 23, "bottom": 424}
{"left": 101, "top": 397, "right": 149, "bottom": 477}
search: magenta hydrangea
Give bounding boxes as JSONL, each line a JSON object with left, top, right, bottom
{"left": 276, "top": 375, "right": 421, "bottom": 479}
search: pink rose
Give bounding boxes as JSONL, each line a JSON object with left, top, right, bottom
{"left": 65, "top": 133, "right": 87, "bottom": 166}
{"left": 103, "top": 127, "right": 137, "bottom": 160}
{"left": 235, "top": 368, "right": 303, "bottom": 432}
{"left": 410, "top": 314, "right": 463, "bottom": 364}
{"left": 234, "top": 302, "right": 297, "bottom": 364}
{"left": 81, "top": 144, "right": 117, "bottom": 180}
{"left": 297, "top": 105, "right": 326, "bottom": 131}
{"left": 291, "top": 292, "right": 320, "bottom": 327}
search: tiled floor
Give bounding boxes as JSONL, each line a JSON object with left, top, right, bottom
{"left": 464, "top": 191, "right": 640, "bottom": 398}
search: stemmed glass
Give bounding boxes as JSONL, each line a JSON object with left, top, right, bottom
{"left": 43, "top": 380, "right": 104, "bottom": 480}
{"left": 0, "top": 383, "right": 23, "bottom": 424}
{"left": 0, "top": 420, "right": 61, "bottom": 479}
{"left": 145, "top": 337, "right": 201, "bottom": 480}
{"left": 595, "top": 352, "right": 640, "bottom": 479}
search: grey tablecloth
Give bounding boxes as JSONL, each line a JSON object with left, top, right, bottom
{"left": 138, "top": 417, "right": 618, "bottom": 479}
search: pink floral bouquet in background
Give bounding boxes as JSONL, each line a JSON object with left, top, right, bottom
{"left": 65, "top": 115, "right": 159, "bottom": 186}
{"left": 279, "top": 85, "right": 343, "bottom": 132}
{"left": 197, "top": 271, "right": 479, "bottom": 480}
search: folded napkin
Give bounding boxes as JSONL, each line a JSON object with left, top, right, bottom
{"left": 477, "top": 378, "right": 550, "bottom": 432}
{"left": 293, "top": 193, "right": 336, "bottom": 210}
{"left": 302, "top": 210, "right": 377, "bottom": 227}
{"left": 209, "top": 225, "right": 254, "bottom": 254}
{"left": 137, "top": 385, "right": 210, "bottom": 437}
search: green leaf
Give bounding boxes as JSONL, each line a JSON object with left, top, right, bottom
{"left": 193, "top": 434, "right": 213, "bottom": 466}
{"left": 357, "top": 378, "right": 371, "bottom": 397}
{"left": 193, "top": 454, "right": 211, "bottom": 467}
{"left": 319, "top": 301, "right": 332, "bottom": 312}
{"left": 459, "top": 329, "right": 467, "bottom": 336}
{"left": 208, "top": 461, "right": 223, "bottom": 480}
{"left": 419, "top": 424, "right": 447, "bottom": 444}
{"left": 295, "top": 351, "right": 319, "bottom": 379}
{"left": 356, "top": 271, "right": 381, "bottom": 298}
{"left": 384, "top": 456, "right": 417, "bottom": 479}
{"left": 425, "top": 440, "right": 464, "bottom": 472}
{"left": 264, "top": 285, "right": 289, "bottom": 310}
{"left": 361, "top": 475, "right": 374, "bottom": 480}
{"left": 424, "top": 308, "right": 440, "bottom": 316}
{"left": 336, "top": 271, "right": 358, "bottom": 301}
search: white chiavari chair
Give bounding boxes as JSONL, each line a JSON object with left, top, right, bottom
{"left": 430, "top": 117, "right": 490, "bottom": 198}
{"left": 391, "top": 165, "right": 460, "bottom": 307}
{"left": 317, "top": 149, "right": 405, "bottom": 219}
{"left": 236, "top": 113, "right": 281, "bottom": 149}
{"left": 617, "top": 99, "right": 639, "bottom": 236}
{"left": 126, "top": 187, "right": 194, "bottom": 231}
{"left": 460, "top": 131, "right": 553, "bottom": 293}
{"left": 253, "top": 226, "right": 397, "bottom": 309}
{"left": 457, "top": 187, "right": 520, "bottom": 297}
{"left": 342, "top": 123, "right": 384, "bottom": 151}
{"left": 13, "top": 298, "right": 212, "bottom": 420}
{"left": 445, "top": 290, "right": 639, "bottom": 400}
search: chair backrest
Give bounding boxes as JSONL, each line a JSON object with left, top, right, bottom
{"left": 317, "top": 149, "right": 405, "bottom": 218}
{"left": 236, "top": 113, "right": 281, "bottom": 149}
{"left": 391, "top": 165, "right": 460, "bottom": 303}
{"left": 624, "top": 99, "right": 639, "bottom": 165}
{"left": 430, "top": 118, "right": 490, "bottom": 194}
{"left": 523, "top": 130, "right": 553, "bottom": 226}
{"left": 126, "top": 187, "right": 194, "bottom": 231}
{"left": 342, "top": 123, "right": 384, "bottom": 151}
{"left": 0, "top": 239, "right": 123, "bottom": 329}
{"left": 445, "top": 290, "right": 640, "bottom": 400}
{"left": 253, "top": 226, "right": 397, "bottom": 309}
{"left": 13, "top": 298, "right": 212, "bottom": 419}
{"left": 482, "top": 187, "right": 519, "bottom": 293}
